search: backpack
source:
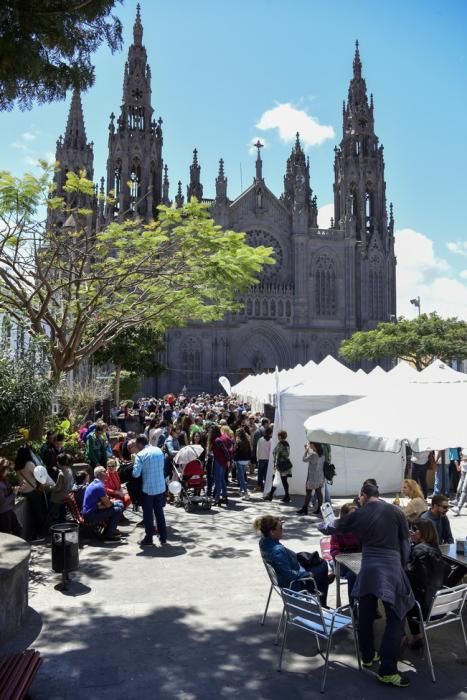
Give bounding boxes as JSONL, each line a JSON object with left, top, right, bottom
{"left": 323, "top": 461, "right": 336, "bottom": 484}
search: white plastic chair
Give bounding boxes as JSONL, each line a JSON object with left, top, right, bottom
{"left": 413, "top": 583, "right": 467, "bottom": 682}
{"left": 278, "top": 588, "right": 361, "bottom": 693}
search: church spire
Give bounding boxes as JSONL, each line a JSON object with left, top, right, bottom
{"left": 281, "top": 132, "right": 314, "bottom": 221}
{"left": 187, "top": 148, "right": 203, "bottom": 201}
{"left": 353, "top": 39, "right": 362, "bottom": 78}
{"left": 175, "top": 181, "right": 184, "bottom": 208}
{"left": 64, "top": 87, "right": 88, "bottom": 150}
{"left": 162, "top": 164, "right": 170, "bottom": 205}
{"left": 254, "top": 140, "right": 264, "bottom": 181}
{"left": 215, "top": 158, "right": 228, "bottom": 201}
{"left": 133, "top": 3, "right": 143, "bottom": 46}
{"left": 106, "top": 4, "right": 164, "bottom": 220}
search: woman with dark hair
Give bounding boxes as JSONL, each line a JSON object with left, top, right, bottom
{"left": 209, "top": 425, "right": 232, "bottom": 506}
{"left": 234, "top": 427, "right": 251, "bottom": 499}
{"left": 254, "top": 514, "right": 328, "bottom": 606}
{"left": 264, "top": 430, "right": 292, "bottom": 503}
{"left": 405, "top": 518, "right": 448, "bottom": 648}
{"left": 15, "top": 444, "right": 48, "bottom": 539}
{"left": 297, "top": 441, "right": 325, "bottom": 515}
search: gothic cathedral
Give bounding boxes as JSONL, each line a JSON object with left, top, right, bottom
{"left": 51, "top": 6, "right": 396, "bottom": 394}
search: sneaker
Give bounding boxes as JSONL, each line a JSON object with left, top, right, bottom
{"left": 281, "top": 496, "right": 290, "bottom": 503}
{"left": 104, "top": 535, "right": 121, "bottom": 543}
{"left": 138, "top": 538, "right": 154, "bottom": 547}
{"left": 362, "top": 653, "right": 380, "bottom": 668}
{"left": 452, "top": 507, "right": 460, "bottom": 516}
{"left": 377, "top": 673, "right": 411, "bottom": 688}
{"left": 296, "top": 508, "right": 308, "bottom": 515}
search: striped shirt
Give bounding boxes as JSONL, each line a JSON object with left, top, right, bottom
{"left": 132, "top": 446, "right": 166, "bottom": 496}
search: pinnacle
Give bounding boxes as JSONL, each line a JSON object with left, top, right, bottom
{"left": 133, "top": 3, "right": 143, "bottom": 45}
{"left": 353, "top": 39, "right": 362, "bottom": 78}
{"left": 64, "top": 87, "right": 88, "bottom": 150}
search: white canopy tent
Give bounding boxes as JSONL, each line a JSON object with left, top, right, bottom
{"left": 267, "top": 356, "right": 404, "bottom": 497}
{"left": 304, "top": 381, "right": 467, "bottom": 456}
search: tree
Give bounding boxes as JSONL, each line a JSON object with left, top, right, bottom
{"left": 339, "top": 313, "right": 467, "bottom": 371}
{"left": 0, "top": 342, "right": 51, "bottom": 441}
{"left": 0, "top": 0, "right": 123, "bottom": 111}
{"left": 55, "top": 376, "right": 111, "bottom": 427}
{"left": 92, "top": 324, "right": 165, "bottom": 405}
{"left": 0, "top": 166, "right": 274, "bottom": 385}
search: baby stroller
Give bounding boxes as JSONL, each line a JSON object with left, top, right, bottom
{"left": 172, "top": 460, "right": 212, "bottom": 513}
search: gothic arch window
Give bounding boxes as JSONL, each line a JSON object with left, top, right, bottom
{"left": 114, "top": 160, "right": 122, "bottom": 208}
{"left": 278, "top": 300, "right": 284, "bottom": 316}
{"left": 180, "top": 337, "right": 202, "bottom": 385}
{"left": 369, "top": 255, "right": 384, "bottom": 319}
{"left": 129, "top": 162, "right": 142, "bottom": 212}
{"left": 246, "top": 299, "right": 252, "bottom": 316}
{"left": 286, "top": 301, "right": 291, "bottom": 318}
{"left": 246, "top": 230, "right": 283, "bottom": 282}
{"left": 315, "top": 253, "right": 337, "bottom": 317}
{"left": 262, "top": 300, "right": 268, "bottom": 316}
{"left": 270, "top": 300, "right": 276, "bottom": 317}
{"left": 255, "top": 300, "right": 260, "bottom": 316}
{"left": 365, "top": 185, "right": 375, "bottom": 236}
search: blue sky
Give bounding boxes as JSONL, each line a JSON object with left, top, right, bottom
{"left": 2, "top": 0, "right": 467, "bottom": 318}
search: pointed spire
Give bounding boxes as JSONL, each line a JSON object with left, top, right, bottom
{"left": 215, "top": 158, "right": 228, "bottom": 202}
{"left": 295, "top": 132, "right": 301, "bottom": 151}
{"left": 353, "top": 39, "right": 362, "bottom": 78}
{"left": 134, "top": 3, "right": 143, "bottom": 46}
{"left": 162, "top": 164, "right": 170, "bottom": 205}
{"left": 187, "top": 148, "right": 203, "bottom": 201}
{"left": 175, "top": 181, "right": 184, "bottom": 208}
{"left": 64, "top": 88, "right": 87, "bottom": 150}
{"left": 254, "top": 140, "right": 264, "bottom": 181}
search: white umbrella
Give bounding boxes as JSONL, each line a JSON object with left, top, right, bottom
{"left": 304, "top": 381, "right": 467, "bottom": 453}
{"left": 173, "top": 444, "right": 204, "bottom": 466}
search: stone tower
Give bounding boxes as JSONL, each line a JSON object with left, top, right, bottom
{"left": 333, "top": 42, "right": 396, "bottom": 329}
{"left": 49, "top": 87, "right": 94, "bottom": 228}
{"left": 106, "top": 4, "right": 164, "bottom": 221}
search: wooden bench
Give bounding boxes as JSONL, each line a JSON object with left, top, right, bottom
{"left": 0, "top": 650, "right": 42, "bottom": 700}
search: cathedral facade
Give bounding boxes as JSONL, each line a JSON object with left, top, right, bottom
{"left": 51, "top": 7, "right": 396, "bottom": 394}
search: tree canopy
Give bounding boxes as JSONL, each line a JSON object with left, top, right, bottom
{"left": 0, "top": 0, "right": 123, "bottom": 110}
{"left": 0, "top": 165, "right": 274, "bottom": 384}
{"left": 339, "top": 313, "right": 467, "bottom": 370}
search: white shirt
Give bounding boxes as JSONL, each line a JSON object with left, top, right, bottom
{"left": 256, "top": 436, "right": 272, "bottom": 461}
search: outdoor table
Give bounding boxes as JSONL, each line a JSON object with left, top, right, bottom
{"left": 440, "top": 543, "right": 467, "bottom": 567}
{"left": 334, "top": 553, "right": 362, "bottom": 607}
{"left": 334, "top": 545, "right": 467, "bottom": 607}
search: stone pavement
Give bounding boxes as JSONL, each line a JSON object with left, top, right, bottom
{"left": 2, "top": 489, "right": 467, "bottom": 700}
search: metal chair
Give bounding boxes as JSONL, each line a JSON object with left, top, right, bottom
{"left": 260, "top": 559, "right": 320, "bottom": 643}
{"left": 278, "top": 588, "right": 361, "bottom": 693}
{"left": 413, "top": 583, "right": 467, "bottom": 682}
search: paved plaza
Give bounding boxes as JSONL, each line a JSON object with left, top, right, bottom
{"left": 2, "top": 491, "right": 467, "bottom": 700}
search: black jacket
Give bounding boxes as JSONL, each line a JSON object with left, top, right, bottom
{"left": 407, "top": 543, "right": 447, "bottom": 617}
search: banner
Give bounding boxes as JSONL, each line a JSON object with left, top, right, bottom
{"left": 218, "top": 376, "right": 232, "bottom": 396}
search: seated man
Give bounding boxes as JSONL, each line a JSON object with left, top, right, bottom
{"left": 81, "top": 466, "right": 123, "bottom": 542}
{"left": 421, "top": 494, "right": 466, "bottom": 586}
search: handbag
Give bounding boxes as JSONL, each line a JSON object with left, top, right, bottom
{"left": 272, "top": 471, "right": 282, "bottom": 488}
{"left": 297, "top": 550, "right": 324, "bottom": 570}
{"left": 277, "top": 457, "right": 293, "bottom": 474}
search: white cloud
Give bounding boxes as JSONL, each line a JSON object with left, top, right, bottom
{"left": 317, "top": 203, "right": 334, "bottom": 229}
{"left": 256, "top": 103, "right": 335, "bottom": 149}
{"left": 395, "top": 227, "right": 467, "bottom": 318}
{"left": 21, "top": 131, "right": 37, "bottom": 142}
{"left": 248, "top": 136, "right": 268, "bottom": 156}
{"left": 12, "top": 141, "right": 27, "bottom": 150}
{"left": 447, "top": 241, "right": 467, "bottom": 256}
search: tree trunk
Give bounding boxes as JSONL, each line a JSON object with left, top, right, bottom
{"left": 114, "top": 364, "right": 121, "bottom": 407}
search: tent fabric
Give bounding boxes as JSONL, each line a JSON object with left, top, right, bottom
{"left": 412, "top": 358, "right": 467, "bottom": 383}
{"left": 304, "top": 382, "right": 467, "bottom": 454}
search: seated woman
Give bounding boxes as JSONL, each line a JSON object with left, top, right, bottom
{"left": 105, "top": 458, "right": 131, "bottom": 510}
{"left": 399, "top": 479, "right": 428, "bottom": 523}
{"left": 330, "top": 502, "right": 361, "bottom": 603}
{"left": 50, "top": 453, "right": 75, "bottom": 523}
{"left": 254, "top": 514, "right": 328, "bottom": 606}
{"left": 405, "top": 518, "right": 447, "bottom": 648}
{"left": 72, "top": 471, "right": 89, "bottom": 512}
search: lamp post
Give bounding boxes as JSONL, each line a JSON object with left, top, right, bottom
{"left": 410, "top": 296, "right": 421, "bottom": 317}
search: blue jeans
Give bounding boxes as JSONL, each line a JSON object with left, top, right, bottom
{"left": 142, "top": 492, "right": 167, "bottom": 543}
{"left": 214, "top": 461, "right": 227, "bottom": 500}
{"left": 205, "top": 455, "right": 214, "bottom": 497}
{"left": 84, "top": 502, "right": 123, "bottom": 536}
{"left": 257, "top": 459, "right": 268, "bottom": 490}
{"left": 434, "top": 464, "right": 450, "bottom": 495}
{"left": 236, "top": 461, "right": 248, "bottom": 493}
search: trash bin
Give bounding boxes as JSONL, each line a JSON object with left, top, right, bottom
{"left": 50, "top": 522, "right": 79, "bottom": 574}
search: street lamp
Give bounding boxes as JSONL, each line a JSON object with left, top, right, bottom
{"left": 410, "top": 296, "right": 421, "bottom": 317}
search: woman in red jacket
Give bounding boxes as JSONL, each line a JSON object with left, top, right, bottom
{"left": 104, "top": 458, "right": 131, "bottom": 510}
